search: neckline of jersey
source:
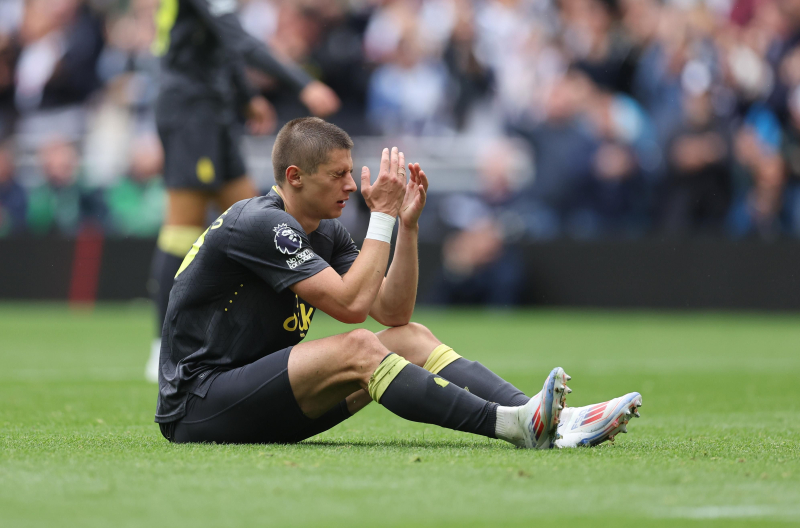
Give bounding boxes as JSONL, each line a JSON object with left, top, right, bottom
{"left": 271, "top": 185, "right": 287, "bottom": 212}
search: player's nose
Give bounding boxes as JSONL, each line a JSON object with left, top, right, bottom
{"left": 343, "top": 171, "right": 357, "bottom": 193}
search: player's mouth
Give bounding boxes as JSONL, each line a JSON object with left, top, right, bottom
{"left": 336, "top": 199, "right": 347, "bottom": 208}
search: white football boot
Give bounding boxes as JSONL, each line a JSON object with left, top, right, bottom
{"left": 515, "top": 367, "right": 571, "bottom": 449}
{"left": 554, "top": 392, "right": 642, "bottom": 448}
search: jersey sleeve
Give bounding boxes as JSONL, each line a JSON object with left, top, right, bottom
{"left": 187, "top": 0, "right": 312, "bottom": 94}
{"left": 329, "top": 221, "right": 360, "bottom": 275}
{"left": 228, "top": 208, "right": 329, "bottom": 292}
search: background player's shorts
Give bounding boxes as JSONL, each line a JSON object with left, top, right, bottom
{"left": 157, "top": 110, "right": 247, "bottom": 191}
{"left": 159, "top": 347, "right": 351, "bottom": 444}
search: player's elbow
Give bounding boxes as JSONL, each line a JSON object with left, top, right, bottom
{"left": 382, "top": 318, "right": 411, "bottom": 328}
{"left": 339, "top": 311, "right": 369, "bottom": 325}
{"left": 335, "top": 304, "right": 370, "bottom": 325}
{"left": 371, "top": 309, "right": 413, "bottom": 328}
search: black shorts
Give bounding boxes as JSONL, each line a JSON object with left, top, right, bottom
{"left": 157, "top": 110, "right": 247, "bottom": 191}
{"left": 159, "top": 347, "right": 351, "bottom": 444}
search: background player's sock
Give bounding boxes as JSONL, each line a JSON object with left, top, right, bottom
{"left": 145, "top": 338, "right": 161, "bottom": 383}
{"left": 369, "top": 354, "right": 498, "bottom": 439}
{"left": 425, "top": 345, "right": 530, "bottom": 406}
{"left": 149, "top": 225, "right": 203, "bottom": 331}
{"left": 146, "top": 225, "right": 203, "bottom": 381}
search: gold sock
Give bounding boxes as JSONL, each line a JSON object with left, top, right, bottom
{"left": 157, "top": 225, "right": 204, "bottom": 258}
{"left": 367, "top": 353, "right": 410, "bottom": 403}
{"left": 422, "top": 344, "right": 462, "bottom": 375}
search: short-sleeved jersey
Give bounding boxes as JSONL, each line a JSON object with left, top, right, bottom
{"left": 155, "top": 188, "right": 359, "bottom": 423}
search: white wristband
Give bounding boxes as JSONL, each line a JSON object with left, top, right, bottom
{"left": 365, "top": 212, "right": 396, "bottom": 243}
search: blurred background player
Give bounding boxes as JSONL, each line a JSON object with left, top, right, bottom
{"left": 145, "top": 0, "right": 340, "bottom": 381}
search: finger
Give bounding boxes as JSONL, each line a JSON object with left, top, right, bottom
{"left": 404, "top": 178, "right": 416, "bottom": 203}
{"left": 417, "top": 169, "right": 429, "bottom": 191}
{"left": 416, "top": 184, "right": 426, "bottom": 208}
{"left": 398, "top": 151, "right": 406, "bottom": 182}
{"left": 379, "top": 148, "right": 389, "bottom": 177}
{"left": 390, "top": 147, "right": 398, "bottom": 180}
{"left": 407, "top": 163, "right": 417, "bottom": 184}
{"left": 360, "top": 166, "right": 371, "bottom": 193}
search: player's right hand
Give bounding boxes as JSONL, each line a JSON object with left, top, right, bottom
{"left": 360, "top": 147, "right": 406, "bottom": 218}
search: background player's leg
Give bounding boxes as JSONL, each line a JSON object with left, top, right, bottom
{"left": 145, "top": 190, "right": 209, "bottom": 382}
{"left": 215, "top": 175, "right": 259, "bottom": 211}
{"left": 376, "top": 323, "right": 530, "bottom": 406}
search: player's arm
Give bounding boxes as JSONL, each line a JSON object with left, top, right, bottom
{"left": 290, "top": 148, "right": 407, "bottom": 324}
{"left": 187, "top": 0, "right": 340, "bottom": 116}
{"left": 369, "top": 163, "right": 428, "bottom": 327}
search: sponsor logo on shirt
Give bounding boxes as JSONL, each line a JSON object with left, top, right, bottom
{"left": 284, "top": 297, "right": 314, "bottom": 337}
{"left": 286, "top": 249, "right": 314, "bottom": 270}
{"left": 274, "top": 223, "right": 302, "bottom": 255}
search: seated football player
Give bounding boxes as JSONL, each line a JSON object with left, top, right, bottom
{"left": 155, "top": 117, "right": 642, "bottom": 449}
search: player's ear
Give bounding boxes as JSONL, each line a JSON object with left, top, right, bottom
{"left": 285, "top": 165, "right": 303, "bottom": 189}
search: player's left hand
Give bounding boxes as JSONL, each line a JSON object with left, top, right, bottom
{"left": 399, "top": 162, "right": 428, "bottom": 229}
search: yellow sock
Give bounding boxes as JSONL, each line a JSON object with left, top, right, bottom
{"left": 422, "top": 344, "right": 462, "bottom": 375}
{"left": 157, "top": 225, "right": 204, "bottom": 258}
{"left": 367, "top": 354, "right": 410, "bottom": 403}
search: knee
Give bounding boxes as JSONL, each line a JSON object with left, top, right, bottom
{"left": 404, "top": 322, "right": 435, "bottom": 341}
{"left": 345, "top": 328, "right": 380, "bottom": 349}
{"left": 343, "top": 329, "right": 388, "bottom": 378}
{"left": 389, "top": 322, "right": 436, "bottom": 343}
{"left": 401, "top": 322, "right": 441, "bottom": 353}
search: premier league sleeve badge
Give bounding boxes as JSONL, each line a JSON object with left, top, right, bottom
{"left": 273, "top": 223, "right": 303, "bottom": 255}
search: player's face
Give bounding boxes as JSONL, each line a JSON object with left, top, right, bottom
{"left": 303, "top": 149, "right": 356, "bottom": 219}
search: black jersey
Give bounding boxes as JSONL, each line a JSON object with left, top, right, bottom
{"left": 153, "top": 0, "right": 311, "bottom": 127}
{"left": 155, "top": 188, "right": 359, "bottom": 422}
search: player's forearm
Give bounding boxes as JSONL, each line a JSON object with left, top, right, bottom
{"left": 334, "top": 239, "right": 391, "bottom": 323}
{"left": 239, "top": 40, "right": 311, "bottom": 93}
{"left": 373, "top": 224, "right": 418, "bottom": 326}
{"left": 191, "top": 0, "right": 311, "bottom": 93}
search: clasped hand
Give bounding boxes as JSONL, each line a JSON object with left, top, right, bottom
{"left": 361, "top": 146, "right": 428, "bottom": 228}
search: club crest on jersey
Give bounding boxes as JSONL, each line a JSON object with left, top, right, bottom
{"left": 274, "top": 224, "right": 302, "bottom": 255}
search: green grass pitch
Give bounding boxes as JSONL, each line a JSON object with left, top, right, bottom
{"left": 1, "top": 303, "right": 799, "bottom": 527}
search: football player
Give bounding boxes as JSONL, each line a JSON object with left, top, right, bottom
{"left": 155, "top": 117, "right": 642, "bottom": 448}
{"left": 146, "top": 0, "right": 340, "bottom": 381}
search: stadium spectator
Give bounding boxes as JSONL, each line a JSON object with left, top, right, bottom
{"left": 85, "top": 0, "right": 160, "bottom": 187}
{"left": 560, "top": 0, "right": 636, "bottom": 94}
{"left": 0, "top": 142, "right": 25, "bottom": 236}
{"left": 780, "top": 86, "right": 800, "bottom": 234}
{"left": 584, "top": 86, "right": 659, "bottom": 236}
{"left": 442, "top": 0, "right": 493, "bottom": 130}
{"left": 13, "top": 0, "right": 104, "bottom": 151}
{"left": 429, "top": 140, "right": 527, "bottom": 305}
{"left": 728, "top": 104, "right": 795, "bottom": 238}
{"left": 0, "top": 0, "right": 21, "bottom": 141}
{"left": 660, "top": 82, "right": 732, "bottom": 236}
{"left": 104, "top": 134, "right": 164, "bottom": 237}
{"left": 367, "top": 31, "right": 450, "bottom": 135}
{"left": 26, "top": 138, "right": 104, "bottom": 235}
{"left": 305, "top": 3, "right": 372, "bottom": 134}
{"left": 512, "top": 70, "right": 598, "bottom": 239}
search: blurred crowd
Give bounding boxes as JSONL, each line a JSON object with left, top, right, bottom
{"left": 2, "top": 0, "right": 800, "bottom": 247}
